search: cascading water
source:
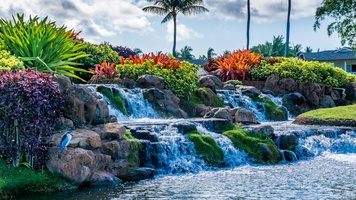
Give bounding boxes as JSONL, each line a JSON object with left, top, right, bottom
{"left": 217, "top": 90, "right": 268, "bottom": 121}
{"left": 142, "top": 125, "right": 206, "bottom": 174}
{"left": 196, "top": 125, "right": 249, "bottom": 167}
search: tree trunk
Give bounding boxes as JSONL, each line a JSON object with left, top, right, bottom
{"left": 173, "top": 16, "right": 177, "bottom": 57}
{"left": 246, "top": 0, "right": 250, "bottom": 50}
{"left": 285, "top": 0, "right": 291, "bottom": 57}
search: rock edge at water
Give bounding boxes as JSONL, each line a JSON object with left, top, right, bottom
{"left": 293, "top": 116, "right": 356, "bottom": 127}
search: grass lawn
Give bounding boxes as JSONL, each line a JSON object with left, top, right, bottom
{"left": 0, "top": 160, "right": 68, "bottom": 199}
{"left": 301, "top": 104, "right": 356, "bottom": 120}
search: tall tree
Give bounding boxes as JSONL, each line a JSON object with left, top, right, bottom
{"left": 207, "top": 47, "right": 216, "bottom": 58}
{"left": 246, "top": 0, "right": 251, "bottom": 50}
{"left": 142, "top": 0, "right": 209, "bottom": 56}
{"left": 179, "top": 45, "right": 195, "bottom": 59}
{"left": 305, "top": 46, "right": 313, "bottom": 53}
{"left": 285, "top": 0, "right": 291, "bottom": 57}
{"left": 314, "top": 0, "right": 356, "bottom": 48}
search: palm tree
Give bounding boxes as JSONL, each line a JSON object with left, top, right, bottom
{"left": 142, "top": 0, "right": 209, "bottom": 57}
{"left": 289, "top": 44, "right": 302, "bottom": 57}
{"left": 246, "top": 0, "right": 251, "bottom": 50}
{"left": 179, "top": 45, "right": 195, "bottom": 59}
{"left": 133, "top": 48, "right": 143, "bottom": 57}
{"left": 207, "top": 47, "right": 216, "bottom": 58}
{"left": 304, "top": 46, "right": 313, "bottom": 53}
{"left": 285, "top": 0, "right": 291, "bottom": 57}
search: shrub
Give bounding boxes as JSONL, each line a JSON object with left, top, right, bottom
{"left": 0, "top": 50, "right": 24, "bottom": 70}
{"left": 249, "top": 57, "right": 356, "bottom": 87}
{"left": 0, "top": 14, "right": 89, "bottom": 81}
{"left": 215, "top": 50, "right": 262, "bottom": 81}
{"left": 110, "top": 45, "right": 136, "bottom": 58}
{"left": 89, "top": 60, "right": 119, "bottom": 82}
{"left": 76, "top": 42, "right": 121, "bottom": 82}
{"left": 0, "top": 68, "right": 64, "bottom": 170}
{"left": 117, "top": 53, "right": 199, "bottom": 98}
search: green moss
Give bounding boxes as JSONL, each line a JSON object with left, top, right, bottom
{"left": 186, "top": 130, "right": 224, "bottom": 166}
{"left": 254, "top": 97, "right": 286, "bottom": 121}
{"left": 99, "top": 87, "right": 128, "bottom": 116}
{"left": 123, "top": 131, "right": 141, "bottom": 169}
{"left": 301, "top": 104, "right": 356, "bottom": 120}
{"left": 213, "top": 95, "right": 224, "bottom": 107}
{"left": 0, "top": 160, "right": 68, "bottom": 199}
{"left": 222, "top": 125, "right": 280, "bottom": 164}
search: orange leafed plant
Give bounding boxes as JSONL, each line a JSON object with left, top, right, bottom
{"left": 120, "top": 52, "right": 182, "bottom": 70}
{"left": 89, "top": 60, "right": 119, "bottom": 82}
{"left": 215, "top": 50, "right": 262, "bottom": 81}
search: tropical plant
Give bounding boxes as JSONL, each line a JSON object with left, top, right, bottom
{"left": 133, "top": 48, "right": 143, "bottom": 57}
{"left": 142, "top": 0, "right": 209, "bottom": 56}
{"left": 0, "top": 68, "right": 64, "bottom": 170}
{"left": 89, "top": 60, "right": 119, "bottom": 83}
{"left": 110, "top": 45, "right": 136, "bottom": 58}
{"left": 178, "top": 45, "right": 195, "bottom": 59}
{"left": 207, "top": 47, "right": 217, "bottom": 58}
{"left": 202, "top": 58, "right": 217, "bottom": 72}
{"left": 214, "top": 50, "right": 262, "bottom": 81}
{"left": 314, "top": 0, "right": 356, "bottom": 48}
{"left": 75, "top": 42, "right": 121, "bottom": 82}
{"left": 117, "top": 53, "right": 199, "bottom": 97}
{"left": 0, "top": 50, "right": 24, "bottom": 70}
{"left": 289, "top": 44, "right": 303, "bottom": 57}
{"left": 305, "top": 46, "right": 313, "bottom": 53}
{"left": 251, "top": 35, "right": 300, "bottom": 57}
{"left": 0, "top": 14, "right": 89, "bottom": 81}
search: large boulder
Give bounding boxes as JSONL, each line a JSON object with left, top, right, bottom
{"left": 344, "top": 82, "right": 356, "bottom": 100}
{"left": 196, "top": 88, "right": 217, "bottom": 106}
{"left": 117, "top": 167, "right": 155, "bottom": 181}
{"left": 282, "top": 93, "right": 311, "bottom": 117}
{"left": 101, "top": 140, "right": 131, "bottom": 160}
{"left": 137, "top": 75, "right": 164, "bottom": 90}
{"left": 236, "top": 85, "right": 261, "bottom": 99}
{"left": 263, "top": 76, "right": 296, "bottom": 94}
{"left": 204, "top": 108, "right": 233, "bottom": 122}
{"left": 63, "top": 85, "right": 110, "bottom": 126}
{"left": 92, "top": 122, "right": 126, "bottom": 140}
{"left": 199, "top": 75, "right": 223, "bottom": 92}
{"left": 51, "top": 129, "right": 102, "bottom": 150}
{"left": 192, "top": 105, "right": 212, "bottom": 117}
{"left": 274, "top": 134, "right": 299, "bottom": 150}
{"left": 143, "top": 88, "right": 187, "bottom": 118}
{"left": 297, "top": 83, "right": 322, "bottom": 107}
{"left": 234, "top": 109, "right": 258, "bottom": 124}
{"left": 319, "top": 95, "right": 336, "bottom": 108}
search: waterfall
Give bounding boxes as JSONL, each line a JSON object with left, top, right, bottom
{"left": 87, "top": 85, "right": 160, "bottom": 121}
{"left": 142, "top": 125, "right": 206, "bottom": 174}
{"left": 217, "top": 90, "right": 267, "bottom": 121}
{"left": 267, "top": 94, "right": 293, "bottom": 120}
{"left": 196, "top": 125, "right": 249, "bottom": 167}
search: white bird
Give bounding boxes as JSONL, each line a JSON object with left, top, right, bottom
{"left": 59, "top": 131, "right": 73, "bottom": 151}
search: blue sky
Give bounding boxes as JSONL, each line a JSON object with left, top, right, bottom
{"left": 1, "top": 0, "right": 343, "bottom": 57}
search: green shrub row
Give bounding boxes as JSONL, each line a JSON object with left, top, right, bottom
{"left": 249, "top": 57, "right": 356, "bottom": 87}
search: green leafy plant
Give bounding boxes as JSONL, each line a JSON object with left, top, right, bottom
{"left": 0, "top": 14, "right": 89, "bottom": 81}
{"left": 0, "top": 49, "right": 24, "bottom": 70}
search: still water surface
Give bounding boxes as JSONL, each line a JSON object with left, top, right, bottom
{"left": 25, "top": 152, "right": 356, "bottom": 200}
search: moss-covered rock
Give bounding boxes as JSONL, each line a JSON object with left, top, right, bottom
{"left": 186, "top": 130, "right": 225, "bottom": 166}
{"left": 98, "top": 86, "right": 128, "bottom": 116}
{"left": 222, "top": 125, "right": 280, "bottom": 164}
{"left": 254, "top": 96, "right": 287, "bottom": 121}
{"left": 123, "top": 131, "right": 141, "bottom": 169}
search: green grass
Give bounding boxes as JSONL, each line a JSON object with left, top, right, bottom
{"left": 0, "top": 160, "right": 67, "bottom": 199}
{"left": 186, "top": 130, "right": 225, "bottom": 166}
{"left": 301, "top": 104, "right": 356, "bottom": 120}
{"left": 222, "top": 124, "right": 280, "bottom": 164}
{"left": 99, "top": 87, "right": 128, "bottom": 116}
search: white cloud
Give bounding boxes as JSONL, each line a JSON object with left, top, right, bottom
{"left": 165, "top": 22, "right": 204, "bottom": 42}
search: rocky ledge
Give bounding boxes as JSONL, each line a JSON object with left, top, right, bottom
{"left": 293, "top": 116, "right": 356, "bottom": 127}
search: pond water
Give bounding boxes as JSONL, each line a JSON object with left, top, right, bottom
{"left": 23, "top": 152, "right": 356, "bottom": 200}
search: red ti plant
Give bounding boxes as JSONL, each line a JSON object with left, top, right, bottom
{"left": 120, "top": 52, "right": 183, "bottom": 70}
{"left": 215, "top": 50, "right": 262, "bottom": 81}
{"left": 89, "top": 60, "right": 119, "bottom": 82}
{"left": 202, "top": 58, "right": 218, "bottom": 72}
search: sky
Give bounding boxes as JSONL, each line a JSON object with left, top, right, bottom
{"left": 0, "top": 0, "right": 344, "bottom": 57}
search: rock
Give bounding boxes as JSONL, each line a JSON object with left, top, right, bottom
{"left": 63, "top": 85, "right": 109, "bottom": 126}
{"left": 263, "top": 76, "right": 280, "bottom": 94}
{"left": 90, "top": 171, "right": 120, "bottom": 184}
{"left": 223, "top": 84, "right": 235, "bottom": 90}
{"left": 172, "top": 121, "right": 197, "bottom": 133}
{"left": 247, "top": 125, "right": 274, "bottom": 137}
{"left": 320, "top": 95, "right": 336, "bottom": 108}
{"left": 234, "top": 109, "right": 258, "bottom": 124}
{"left": 258, "top": 143, "right": 281, "bottom": 163}
{"left": 53, "top": 74, "right": 72, "bottom": 94}
{"left": 54, "top": 117, "right": 74, "bottom": 131}
{"left": 101, "top": 140, "right": 131, "bottom": 160}
{"left": 131, "top": 130, "right": 158, "bottom": 142}
{"left": 196, "top": 88, "right": 217, "bottom": 106}
{"left": 143, "top": 88, "right": 187, "bottom": 118}
{"left": 117, "top": 167, "right": 155, "bottom": 181}
{"left": 279, "top": 78, "right": 296, "bottom": 94}
{"left": 282, "top": 93, "right": 310, "bottom": 117}
{"left": 119, "top": 78, "right": 137, "bottom": 89}
{"left": 47, "top": 148, "right": 95, "bottom": 183}
{"left": 277, "top": 134, "right": 299, "bottom": 150}
{"left": 92, "top": 122, "right": 126, "bottom": 140}
{"left": 199, "top": 75, "right": 223, "bottom": 92}
{"left": 297, "top": 83, "right": 322, "bottom": 107}
{"left": 193, "top": 105, "right": 212, "bottom": 117}
{"left": 344, "top": 82, "right": 356, "bottom": 100}
{"left": 137, "top": 75, "right": 164, "bottom": 90}
{"left": 204, "top": 108, "right": 233, "bottom": 123}
{"left": 283, "top": 150, "right": 297, "bottom": 162}
{"left": 288, "top": 92, "right": 306, "bottom": 105}
{"left": 110, "top": 160, "right": 131, "bottom": 177}
{"left": 51, "top": 129, "right": 102, "bottom": 150}
{"left": 236, "top": 85, "right": 261, "bottom": 99}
